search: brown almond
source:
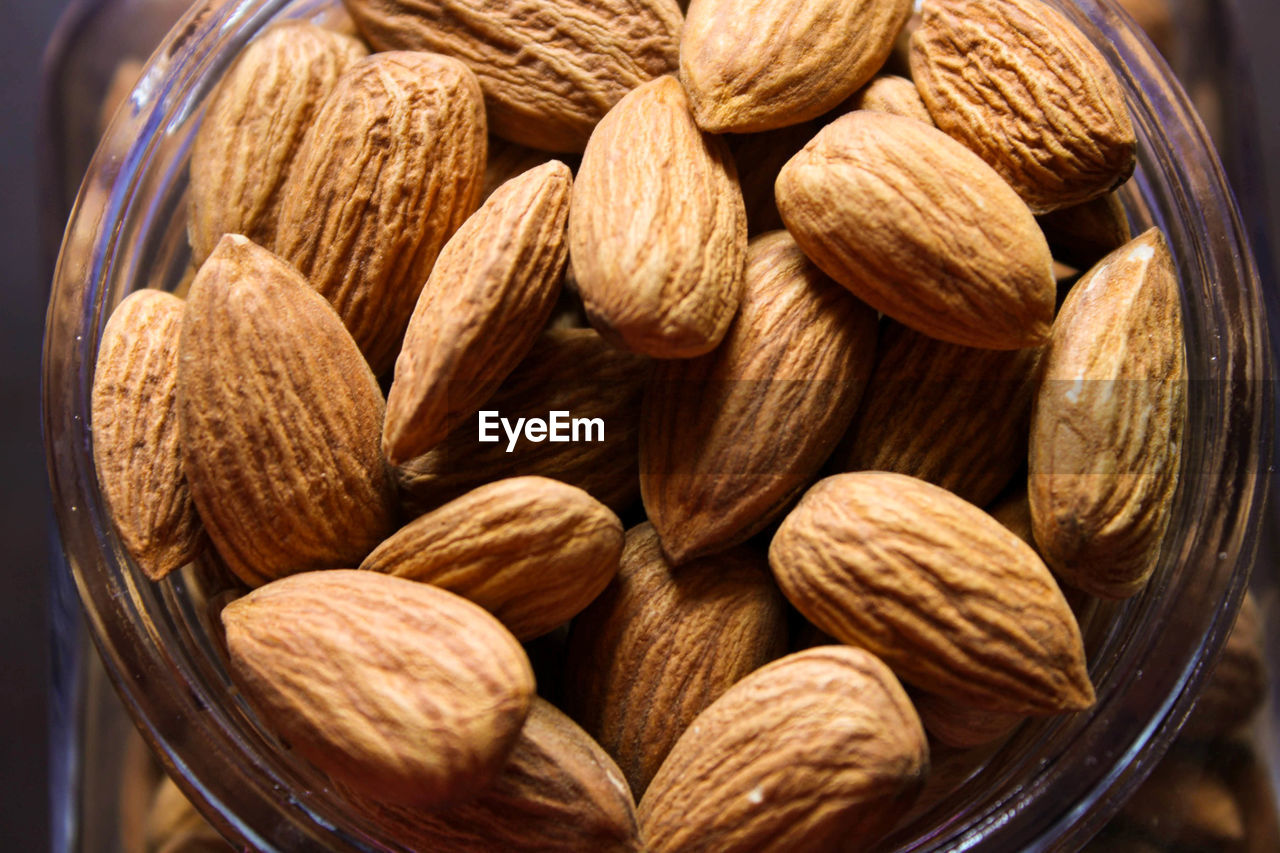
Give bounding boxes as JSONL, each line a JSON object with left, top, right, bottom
{"left": 728, "top": 119, "right": 826, "bottom": 235}
{"left": 679, "top": 0, "right": 912, "bottom": 132}
{"left": 92, "top": 289, "right": 205, "bottom": 580}
{"left": 177, "top": 235, "right": 395, "bottom": 587}
{"left": 1037, "top": 191, "right": 1133, "bottom": 272}
{"left": 275, "top": 51, "right": 487, "bottom": 375}
{"left": 769, "top": 472, "right": 1094, "bottom": 714}
{"left": 222, "top": 570, "right": 534, "bottom": 809}
{"left": 569, "top": 76, "right": 747, "bottom": 358}
{"left": 394, "top": 329, "right": 652, "bottom": 516}
{"left": 1029, "top": 228, "right": 1185, "bottom": 599}
{"left": 361, "top": 477, "right": 623, "bottom": 641}
{"left": 343, "top": 0, "right": 682, "bottom": 153}
{"left": 638, "top": 646, "right": 928, "bottom": 852}
{"left": 187, "top": 21, "right": 366, "bottom": 265}
{"left": 1119, "top": 755, "right": 1246, "bottom": 849}
{"left": 641, "top": 231, "right": 878, "bottom": 564}
{"left": 912, "top": 691, "right": 1022, "bottom": 750}
{"left": 776, "top": 110, "right": 1055, "bottom": 350}
{"left": 847, "top": 73, "right": 935, "bottom": 124}
{"left": 563, "top": 523, "right": 788, "bottom": 797}
{"left": 482, "top": 137, "right": 570, "bottom": 202}
{"left": 339, "top": 699, "right": 643, "bottom": 853}
{"left": 833, "top": 320, "right": 1042, "bottom": 508}
{"left": 911, "top": 0, "right": 1136, "bottom": 212}
{"left": 382, "top": 161, "right": 572, "bottom": 464}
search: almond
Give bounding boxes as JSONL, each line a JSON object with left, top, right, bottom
{"left": 1029, "top": 228, "right": 1185, "bottom": 599}
{"left": 728, "top": 119, "right": 825, "bottom": 235}
{"left": 360, "top": 477, "right": 623, "bottom": 640}
{"left": 382, "top": 161, "right": 572, "bottom": 464}
{"left": 641, "top": 230, "right": 878, "bottom": 564}
{"left": 92, "top": 289, "right": 205, "bottom": 580}
{"left": 275, "top": 51, "right": 487, "bottom": 375}
{"left": 222, "top": 570, "right": 534, "bottom": 809}
{"left": 1118, "top": 755, "right": 1246, "bottom": 850}
{"left": 769, "top": 472, "right": 1094, "bottom": 714}
{"left": 177, "top": 235, "right": 395, "bottom": 587}
{"left": 563, "top": 523, "right": 788, "bottom": 797}
{"left": 569, "top": 76, "right": 747, "bottom": 358}
{"left": 187, "top": 21, "right": 366, "bottom": 265}
{"left": 343, "top": 0, "right": 682, "bottom": 152}
{"left": 679, "top": 0, "right": 912, "bottom": 132}
{"left": 776, "top": 110, "right": 1055, "bottom": 350}
{"left": 847, "top": 73, "right": 934, "bottom": 124}
{"left": 910, "top": 0, "right": 1136, "bottom": 212}
{"left": 912, "top": 690, "right": 1022, "bottom": 750}
{"left": 1037, "top": 191, "right": 1133, "bottom": 272}
{"left": 638, "top": 646, "right": 928, "bottom": 852}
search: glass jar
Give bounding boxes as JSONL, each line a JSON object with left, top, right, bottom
{"left": 41, "top": 0, "right": 1273, "bottom": 849}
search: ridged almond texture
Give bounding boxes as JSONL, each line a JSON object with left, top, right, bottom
{"left": 833, "top": 320, "right": 1043, "bottom": 508}
{"left": 222, "top": 570, "right": 535, "bottom": 809}
{"left": 910, "top": 0, "right": 1136, "bottom": 213}
{"left": 187, "top": 21, "right": 366, "bottom": 266}
{"left": 360, "top": 477, "right": 623, "bottom": 640}
{"left": 642, "top": 231, "right": 878, "bottom": 564}
{"left": 1037, "top": 191, "right": 1133, "bottom": 272}
{"left": 769, "top": 472, "right": 1094, "bottom": 714}
{"left": 847, "top": 74, "right": 935, "bottom": 124}
{"left": 569, "top": 76, "right": 747, "bottom": 358}
{"left": 563, "top": 523, "right": 788, "bottom": 798}
{"left": 679, "top": 0, "right": 912, "bottom": 132}
{"left": 396, "top": 329, "right": 652, "bottom": 516}
{"left": 382, "top": 161, "right": 572, "bottom": 464}
{"left": 92, "top": 289, "right": 205, "bottom": 580}
{"left": 342, "top": 0, "right": 683, "bottom": 153}
{"left": 274, "top": 51, "right": 487, "bottom": 375}
{"left": 339, "top": 699, "right": 643, "bottom": 853}
{"left": 637, "top": 646, "right": 928, "bottom": 852}
{"left": 776, "top": 110, "right": 1054, "bottom": 350}
{"left": 177, "top": 235, "right": 395, "bottom": 587}
{"left": 1029, "top": 228, "right": 1185, "bottom": 599}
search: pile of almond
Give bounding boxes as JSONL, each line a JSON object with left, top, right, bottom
{"left": 89, "top": 0, "right": 1188, "bottom": 848}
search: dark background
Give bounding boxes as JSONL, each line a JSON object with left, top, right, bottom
{"left": 2, "top": 0, "right": 1278, "bottom": 849}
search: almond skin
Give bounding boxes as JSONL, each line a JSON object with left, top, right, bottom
{"left": 563, "top": 523, "right": 788, "bottom": 798}
{"left": 1029, "top": 228, "right": 1185, "bottom": 599}
{"left": 338, "top": 699, "right": 643, "bottom": 853}
{"left": 569, "top": 76, "right": 747, "bottom": 358}
{"left": 342, "top": 0, "right": 682, "bottom": 153}
{"left": 178, "top": 235, "right": 395, "bottom": 588}
{"left": 275, "top": 51, "right": 487, "bottom": 375}
{"left": 769, "top": 472, "right": 1095, "bottom": 715}
{"left": 847, "top": 74, "right": 935, "bottom": 124}
{"left": 910, "top": 0, "right": 1136, "bottom": 213}
{"left": 222, "top": 570, "right": 535, "bottom": 809}
{"left": 92, "top": 289, "right": 205, "bottom": 580}
{"left": 637, "top": 646, "right": 929, "bottom": 853}
{"left": 187, "top": 21, "right": 366, "bottom": 265}
{"left": 382, "top": 161, "right": 572, "bottom": 464}
{"left": 776, "top": 110, "right": 1055, "bottom": 350}
{"left": 641, "top": 231, "right": 878, "bottom": 564}
{"left": 679, "top": 0, "right": 912, "bottom": 133}
{"left": 361, "top": 477, "right": 624, "bottom": 640}
{"left": 1037, "top": 191, "right": 1133, "bottom": 273}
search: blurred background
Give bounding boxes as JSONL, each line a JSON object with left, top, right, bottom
{"left": 3, "top": 0, "right": 1279, "bottom": 849}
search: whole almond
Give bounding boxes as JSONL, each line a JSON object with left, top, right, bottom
{"left": 638, "top": 646, "right": 928, "bottom": 852}
{"left": 569, "top": 76, "right": 747, "bottom": 358}
{"left": 92, "top": 290, "right": 205, "bottom": 580}
{"left": 1029, "top": 228, "right": 1185, "bottom": 599}
{"left": 343, "top": 0, "right": 682, "bottom": 152}
{"left": 847, "top": 74, "right": 935, "bottom": 124}
{"left": 187, "top": 21, "right": 366, "bottom": 265}
{"left": 776, "top": 110, "right": 1055, "bottom": 350}
{"left": 1037, "top": 192, "right": 1133, "bottom": 272}
{"left": 222, "top": 570, "right": 535, "bottom": 809}
{"left": 275, "top": 51, "right": 487, "bottom": 375}
{"left": 395, "top": 330, "right": 652, "bottom": 517}
{"left": 910, "top": 0, "right": 1136, "bottom": 212}
{"left": 382, "top": 161, "right": 572, "bottom": 464}
{"left": 178, "top": 235, "right": 395, "bottom": 587}
{"left": 912, "top": 691, "right": 1022, "bottom": 750}
{"left": 642, "top": 231, "right": 878, "bottom": 564}
{"left": 833, "top": 320, "right": 1042, "bottom": 508}
{"left": 339, "top": 699, "right": 643, "bottom": 853}
{"left": 563, "top": 523, "right": 788, "bottom": 797}
{"left": 679, "top": 0, "right": 912, "bottom": 132}
{"left": 769, "top": 472, "right": 1094, "bottom": 715}
{"left": 360, "top": 477, "right": 623, "bottom": 640}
